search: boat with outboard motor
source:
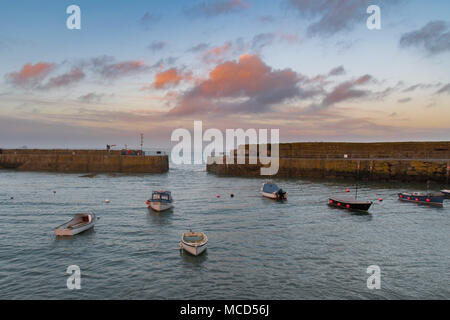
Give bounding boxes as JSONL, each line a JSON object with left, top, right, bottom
{"left": 261, "top": 181, "right": 288, "bottom": 200}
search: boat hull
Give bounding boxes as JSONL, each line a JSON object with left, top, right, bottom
{"left": 149, "top": 201, "right": 173, "bottom": 212}
{"left": 181, "top": 232, "right": 208, "bottom": 256}
{"left": 181, "top": 242, "right": 208, "bottom": 256}
{"left": 440, "top": 190, "right": 450, "bottom": 199}
{"left": 261, "top": 192, "right": 288, "bottom": 200}
{"left": 398, "top": 193, "right": 444, "bottom": 206}
{"left": 328, "top": 197, "right": 372, "bottom": 211}
{"left": 54, "top": 213, "right": 96, "bottom": 236}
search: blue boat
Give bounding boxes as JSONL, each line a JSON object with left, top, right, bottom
{"left": 398, "top": 192, "right": 444, "bottom": 206}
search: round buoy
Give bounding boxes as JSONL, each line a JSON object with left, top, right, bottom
{"left": 105, "top": 199, "right": 110, "bottom": 204}
{"left": 53, "top": 191, "right": 56, "bottom": 194}
{"left": 10, "top": 197, "right": 14, "bottom": 200}
{"left": 346, "top": 204, "right": 351, "bottom": 209}
{"left": 345, "top": 189, "right": 350, "bottom": 192}
{"left": 379, "top": 198, "right": 383, "bottom": 202}
{"left": 217, "top": 195, "right": 220, "bottom": 198}
{"left": 230, "top": 194, "right": 234, "bottom": 198}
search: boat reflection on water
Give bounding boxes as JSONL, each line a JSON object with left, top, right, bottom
{"left": 180, "top": 249, "right": 209, "bottom": 266}
{"left": 146, "top": 208, "right": 174, "bottom": 226}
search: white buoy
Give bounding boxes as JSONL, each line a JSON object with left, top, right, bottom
{"left": 105, "top": 199, "right": 110, "bottom": 204}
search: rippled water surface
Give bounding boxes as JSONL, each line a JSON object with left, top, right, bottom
{"left": 0, "top": 163, "right": 449, "bottom": 299}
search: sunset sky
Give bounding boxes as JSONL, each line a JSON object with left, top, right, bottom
{"left": 1, "top": 0, "right": 449, "bottom": 149}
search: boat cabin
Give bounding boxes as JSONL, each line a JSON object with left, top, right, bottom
{"left": 152, "top": 191, "right": 172, "bottom": 202}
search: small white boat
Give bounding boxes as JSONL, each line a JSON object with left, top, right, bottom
{"left": 180, "top": 231, "right": 208, "bottom": 256}
{"left": 54, "top": 212, "right": 96, "bottom": 236}
{"left": 261, "top": 181, "right": 288, "bottom": 200}
{"left": 146, "top": 191, "right": 173, "bottom": 212}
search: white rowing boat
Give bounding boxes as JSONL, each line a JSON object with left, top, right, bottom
{"left": 180, "top": 231, "right": 208, "bottom": 256}
{"left": 54, "top": 212, "right": 96, "bottom": 236}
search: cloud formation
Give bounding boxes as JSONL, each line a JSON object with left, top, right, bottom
{"left": 88, "top": 56, "right": 151, "bottom": 79}
{"left": 169, "top": 54, "right": 307, "bottom": 116}
{"left": 150, "top": 68, "right": 192, "bottom": 90}
{"left": 312, "top": 74, "right": 373, "bottom": 109}
{"left": 77, "top": 92, "right": 105, "bottom": 103}
{"left": 436, "top": 83, "right": 450, "bottom": 95}
{"left": 400, "top": 20, "right": 450, "bottom": 55}
{"left": 287, "top": 0, "right": 397, "bottom": 37}
{"left": 202, "top": 41, "right": 234, "bottom": 63}
{"left": 328, "top": 65, "right": 346, "bottom": 77}
{"left": 403, "top": 82, "right": 442, "bottom": 92}
{"left": 184, "top": 0, "right": 250, "bottom": 18}
{"left": 397, "top": 97, "right": 412, "bottom": 103}
{"left": 187, "top": 43, "right": 210, "bottom": 53}
{"left": 41, "top": 69, "right": 85, "bottom": 90}
{"left": 199, "top": 33, "right": 301, "bottom": 64}
{"left": 140, "top": 12, "right": 162, "bottom": 30}
{"left": 5, "top": 62, "right": 55, "bottom": 88}
{"left": 148, "top": 41, "right": 168, "bottom": 52}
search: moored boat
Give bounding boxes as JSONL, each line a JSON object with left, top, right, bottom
{"left": 54, "top": 212, "right": 96, "bottom": 236}
{"left": 440, "top": 190, "right": 450, "bottom": 199}
{"left": 328, "top": 197, "right": 373, "bottom": 211}
{"left": 398, "top": 192, "right": 444, "bottom": 206}
{"left": 146, "top": 191, "right": 173, "bottom": 212}
{"left": 180, "top": 231, "right": 208, "bottom": 256}
{"left": 261, "top": 181, "right": 288, "bottom": 200}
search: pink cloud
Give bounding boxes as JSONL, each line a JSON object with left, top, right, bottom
{"left": 202, "top": 42, "right": 233, "bottom": 63}
{"left": 5, "top": 62, "right": 55, "bottom": 88}
{"left": 149, "top": 68, "right": 193, "bottom": 90}
{"left": 169, "top": 54, "right": 306, "bottom": 116}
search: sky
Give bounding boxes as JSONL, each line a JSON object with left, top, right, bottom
{"left": 0, "top": 0, "right": 449, "bottom": 149}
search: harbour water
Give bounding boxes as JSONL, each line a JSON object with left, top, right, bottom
{"left": 0, "top": 160, "right": 449, "bottom": 299}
